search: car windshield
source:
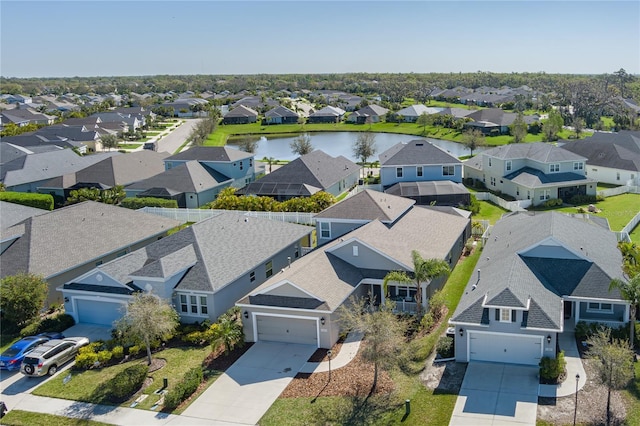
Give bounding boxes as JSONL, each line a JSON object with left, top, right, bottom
{"left": 22, "top": 357, "right": 38, "bottom": 365}
{"left": 2, "top": 347, "right": 20, "bottom": 357}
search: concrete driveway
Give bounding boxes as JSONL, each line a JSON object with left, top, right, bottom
{"left": 182, "top": 341, "right": 316, "bottom": 425}
{"left": 449, "top": 362, "right": 539, "bottom": 426}
{"left": 63, "top": 324, "right": 113, "bottom": 342}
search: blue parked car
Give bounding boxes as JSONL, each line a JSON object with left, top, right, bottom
{"left": 0, "top": 333, "right": 64, "bottom": 371}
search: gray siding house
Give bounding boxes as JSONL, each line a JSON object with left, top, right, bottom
{"left": 61, "top": 212, "right": 313, "bottom": 327}
{"left": 379, "top": 139, "right": 463, "bottom": 188}
{"left": 450, "top": 212, "right": 627, "bottom": 366}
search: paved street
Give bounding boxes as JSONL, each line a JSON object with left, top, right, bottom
{"left": 155, "top": 118, "right": 202, "bottom": 154}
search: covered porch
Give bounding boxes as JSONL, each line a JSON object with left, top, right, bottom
{"left": 562, "top": 298, "right": 628, "bottom": 330}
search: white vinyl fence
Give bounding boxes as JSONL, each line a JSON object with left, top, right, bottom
{"left": 138, "top": 207, "right": 316, "bottom": 226}
{"left": 474, "top": 192, "right": 531, "bottom": 211}
{"left": 597, "top": 185, "right": 640, "bottom": 197}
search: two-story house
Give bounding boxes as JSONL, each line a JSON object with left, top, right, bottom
{"left": 379, "top": 140, "right": 463, "bottom": 189}
{"left": 463, "top": 142, "right": 597, "bottom": 206}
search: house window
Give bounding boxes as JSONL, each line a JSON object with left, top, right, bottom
{"left": 500, "top": 309, "right": 511, "bottom": 322}
{"left": 516, "top": 188, "right": 520, "bottom": 196}
{"left": 549, "top": 164, "right": 560, "bottom": 173}
{"left": 488, "top": 158, "right": 492, "bottom": 167}
{"left": 442, "top": 165, "right": 455, "bottom": 176}
{"left": 250, "top": 271, "right": 255, "bottom": 282}
{"left": 539, "top": 190, "right": 550, "bottom": 201}
{"left": 587, "top": 302, "right": 613, "bottom": 313}
{"left": 352, "top": 245, "right": 359, "bottom": 257}
{"left": 320, "top": 222, "right": 330, "bottom": 239}
{"left": 249, "top": 159, "right": 253, "bottom": 167}
{"left": 416, "top": 166, "right": 423, "bottom": 177}
{"left": 573, "top": 162, "right": 583, "bottom": 171}
{"left": 490, "top": 177, "right": 496, "bottom": 186}
{"left": 265, "top": 260, "right": 273, "bottom": 278}
{"left": 396, "top": 167, "right": 403, "bottom": 178}
{"left": 179, "top": 294, "right": 208, "bottom": 316}
{"left": 617, "top": 172, "right": 620, "bottom": 181}
{"left": 505, "top": 160, "right": 512, "bottom": 172}
{"left": 240, "top": 161, "right": 243, "bottom": 171}
{"left": 527, "top": 190, "right": 530, "bottom": 200}
{"left": 200, "top": 296, "right": 208, "bottom": 315}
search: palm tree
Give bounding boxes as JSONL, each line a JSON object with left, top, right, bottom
{"left": 383, "top": 250, "right": 450, "bottom": 316}
{"left": 609, "top": 274, "right": 640, "bottom": 349}
{"left": 211, "top": 314, "right": 244, "bottom": 355}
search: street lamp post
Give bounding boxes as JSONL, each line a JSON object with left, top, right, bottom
{"left": 327, "top": 350, "right": 333, "bottom": 382}
{"left": 573, "top": 373, "right": 580, "bottom": 426}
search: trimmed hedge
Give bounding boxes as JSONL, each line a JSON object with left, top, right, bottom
{"left": 539, "top": 351, "right": 566, "bottom": 382}
{"left": 163, "top": 366, "right": 204, "bottom": 410}
{"left": 0, "top": 192, "right": 54, "bottom": 210}
{"left": 120, "top": 197, "right": 178, "bottom": 209}
{"left": 106, "top": 364, "right": 149, "bottom": 403}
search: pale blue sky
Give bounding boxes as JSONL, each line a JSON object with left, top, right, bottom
{"left": 1, "top": 1, "right": 638, "bottom": 78}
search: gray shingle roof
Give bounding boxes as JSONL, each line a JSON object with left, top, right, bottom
{"left": 165, "top": 146, "right": 253, "bottom": 163}
{"left": 264, "top": 105, "right": 298, "bottom": 118}
{"left": 314, "top": 189, "right": 415, "bottom": 222}
{"left": 451, "top": 212, "right": 625, "bottom": 331}
{"left": 504, "top": 167, "right": 594, "bottom": 187}
{"left": 385, "top": 181, "right": 469, "bottom": 197}
{"left": 395, "top": 104, "right": 440, "bottom": 117}
{"left": 125, "top": 161, "right": 229, "bottom": 193}
{"left": 379, "top": 139, "right": 461, "bottom": 166}
{"left": 225, "top": 105, "right": 258, "bottom": 118}
{"left": 481, "top": 142, "right": 586, "bottom": 163}
{"left": 560, "top": 131, "right": 640, "bottom": 172}
{"left": 0, "top": 201, "right": 47, "bottom": 230}
{"left": 0, "top": 201, "right": 181, "bottom": 280}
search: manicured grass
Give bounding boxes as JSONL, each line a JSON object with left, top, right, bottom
{"left": 0, "top": 410, "right": 112, "bottom": 426}
{"left": 0, "top": 334, "right": 19, "bottom": 354}
{"left": 630, "top": 226, "right": 640, "bottom": 244}
{"left": 261, "top": 248, "right": 482, "bottom": 426}
{"left": 145, "top": 131, "right": 161, "bottom": 136}
{"left": 475, "top": 200, "right": 510, "bottom": 224}
{"left": 622, "top": 359, "right": 640, "bottom": 426}
{"left": 118, "top": 143, "right": 142, "bottom": 150}
{"left": 33, "top": 346, "right": 210, "bottom": 410}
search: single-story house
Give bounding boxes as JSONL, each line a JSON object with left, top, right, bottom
{"left": 346, "top": 104, "right": 389, "bottom": 124}
{"left": 385, "top": 181, "right": 471, "bottom": 206}
{"left": 222, "top": 105, "right": 259, "bottom": 124}
{"left": 0, "top": 201, "right": 47, "bottom": 230}
{"left": 307, "top": 106, "right": 346, "bottom": 124}
{"left": 450, "top": 211, "right": 627, "bottom": 366}
{"left": 238, "top": 150, "right": 359, "bottom": 200}
{"left": 464, "top": 108, "right": 539, "bottom": 135}
{"left": 1, "top": 201, "right": 180, "bottom": 305}
{"left": 60, "top": 211, "right": 313, "bottom": 326}
{"left": 263, "top": 105, "right": 299, "bottom": 125}
{"left": 237, "top": 205, "right": 470, "bottom": 348}
{"left": 393, "top": 105, "right": 442, "bottom": 122}
{"left": 379, "top": 139, "right": 463, "bottom": 188}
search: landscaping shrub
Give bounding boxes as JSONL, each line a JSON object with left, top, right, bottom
{"left": 575, "top": 321, "right": 629, "bottom": 341}
{"left": 97, "top": 350, "right": 112, "bottom": 364}
{"left": 120, "top": 197, "right": 178, "bottom": 209}
{"left": 436, "top": 335, "right": 454, "bottom": 358}
{"left": 106, "top": 364, "right": 149, "bottom": 403}
{"left": 543, "top": 198, "right": 563, "bottom": 207}
{"left": 0, "top": 192, "right": 54, "bottom": 210}
{"left": 539, "top": 351, "right": 566, "bottom": 383}
{"left": 568, "top": 194, "right": 599, "bottom": 205}
{"left": 19, "top": 313, "right": 75, "bottom": 337}
{"left": 112, "top": 346, "right": 124, "bottom": 360}
{"left": 420, "top": 291, "right": 447, "bottom": 333}
{"left": 163, "top": 366, "right": 204, "bottom": 410}
{"left": 75, "top": 351, "right": 99, "bottom": 369}
{"left": 128, "top": 345, "right": 141, "bottom": 357}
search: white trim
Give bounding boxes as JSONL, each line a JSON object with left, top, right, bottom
{"left": 516, "top": 236, "right": 591, "bottom": 261}
{"left": 499, "top": 308, "right": 511, "bottom": 322}
{"left": 251, "top": 279, "right": 323, "bottom": 300}
{"left": 563, "top": 295, "right": 627, "bottom": 304}
{"left": 252, "top": 312, "right": 320, "bottom": 348}
{"left": 326, "top": 237, "right": 412, "bottom": 271}
{"left": 176, "top": 292, "right": 210, "bottom": 317}
{"left": 236, "top": 303, "right": 332, "bottom": 314}
{"left": 467, "top": 330, "right": 544, "bottom": 364}
{"left": 70, "top": 295, "right": 127, "bottom": 324}
{"left": 586, "top": 301, "right": 614, "bottom": 314}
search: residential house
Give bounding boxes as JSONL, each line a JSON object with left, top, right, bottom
{"left": 450, "top": 212, "right": 627, "bottom": 365}
{"left": 125, "top": 161, "right": 233, "bottom": 208}
{"left": 35, "top": 125, "right": 102, "bottom": 152}
{"left": 263, "top": 105, "right": 299, "bottom": 125}
{"left": 346, "top": 104, "right": 389, "bottom": 124}
{"left": 90, "top": 112, "right": 142, "bottom": 130}
{"left": 162, "top": 98, "right": 210, "bottom": 118}
{"left": 559, "top": 131, "right": 640, "bottom": 186}
{"left": 32, "top": 95, "right": 80, "bottom": 112}
{"left": 0, "top": 201, "right": 47, "bottom": 230}
{"left": 38, "top": 150, "right": 169, "bottom": 200}
{"left": 379, "top": 139, "right": 463, "bottom": 188}
{"left": 231, "top": 96, "right": 279, "bottom": 111}
{"left": 222, "top": 105, "right": 259, "bottom": 124}
{"left": 307, "top": 106, "right": 345, "bottom": 124}
{"left": 61, "top": 211, "right": 313, "bottom": 326}
{"left": 393, "top": 105, "right": 442, "bottom": 122}
{"left": 385, "top": 181, "right": 471, "bottom": 206}
{"left": 0, "top": 108, "right": 55, "bottom": 129}
{"left": 238, "top": 204, "right": 470, "bottom": 348}
{"left": 164, "top": 146, "right": 255, "bottom": 189}
{"left": 463, "top": 142, "right": 597, "bottom": 206}
{"left": 238, "top": 150, "right": 359, "bottom": 200}
{"left": 1, "top": 201, "right": 180, "bottom": 305}
{"left": 464, "top": 108, "right": 539, "bottom": 135}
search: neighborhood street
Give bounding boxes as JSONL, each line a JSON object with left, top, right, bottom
{"left": 155, "top": 118, "right": 202, "bottom": 154}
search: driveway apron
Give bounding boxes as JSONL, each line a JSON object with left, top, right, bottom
{"left": 182, "top": 341, "right": 316, "bottom": 425}
{"left": 449, "top": 362, "right": 539, "bottom": 425}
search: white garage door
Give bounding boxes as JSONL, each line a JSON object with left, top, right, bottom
{"left": 76, "top": 299, "right": 123, "bottom": 327}
{"left": 469, "top": 332, "right": 542, "bottom": 365}
{"left": 256, "top": 316, "right": 318, "bottom": 346}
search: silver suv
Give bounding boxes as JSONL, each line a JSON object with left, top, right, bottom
{"left": 20, "top": 337, "right": 89, "bottom": 377}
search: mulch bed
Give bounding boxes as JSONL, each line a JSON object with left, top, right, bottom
{"left": 307, "top": 335, "right": 346, "bottom": 363}
{"left": 280, "top": 342, "right": 394, "bottom": 398}
{"left": 148, "top": 358, "right": 167, "bottom": 373}
{"left": 203, "top": 343, "right": 253, "bottom": 371}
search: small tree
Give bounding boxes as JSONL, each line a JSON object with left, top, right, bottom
{"left": 572, "top": 116, "right": 585, "bottom": 138}
{"left": 0, "top": 273, "right": 49, "bottom": 328}
{"left": 210, "top": 309, "right": 244, "bottom": 355}
{"left": 352, "top": 132, "right": 377, "bottom": 179}
{"left": 290, "top": 133, "right": 313, "bottom": 156}
{"left": 609, "top": 274, "right": 640, "bottom": 349}
{"left": 100, "top": 134, "right": 119, "bottom": 151}
{"left": 542, "top": 110, "right": 564, "bottom": 142}
{"left": 510, "top": 112, "right": 528, "bottom": 144}
{"left": 462, "top": 128, "right": 485, "bottom": 156}
{"left": 338, "top": 296, "right": 405, "bottom": 391}
{"left": 416, "top": 112, "right": 430, "bottom": 135}
{"left": 238, "top": 136, "right": 259, "bottom": 153}
{"left": 262, "top": 156, "right": 276, "bottom": 173}
{"left": 115, "top": 292, "right": 179, "bottom": 365}
{"left": 586, "top": 328, "right": 635, "bottom": 425}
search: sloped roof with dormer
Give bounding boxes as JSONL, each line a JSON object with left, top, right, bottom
{"left": 314, "top": 189, "right": 414, "bottom": 223}
{"left": 125, "top": 161, "right": 230, "bottom": 194}
{"left": 379, "top": 139, "right": 461, "bottom": 166}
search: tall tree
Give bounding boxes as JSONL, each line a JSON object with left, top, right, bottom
{"left": 0, "top": 273, "right": 49, "bottom": 328}
{"left": 542, "top": 110, "right": 564, "bottom": 141}
{"left": 416, "top": 112, "right": 430, "bottom": 135}
{"left": 383, "top": 251, "right": 450, "bottom": 316}
{"left": 352, "top": 132, "right": 377, "bottom": 178}
{"left": 609, "top": 274, "right": 640, "bottom": 349}
{"left": 586, "top": 328, "right": 635, "bottom": 426}
{"left": 462, "top": 128, "right": 485, "bottom": 156}
{"left": 238, "top": 136, "right": 259, "bottom": 153}
{"left": 115, "top": 292, "right": 179, "bottom": 365}
{"left": 338, "top": 297, "right": 405, "bottom": 392}
{"left": 262, "top": 156, "right": 276, "bottom": 173}
{"left": 510, "top": 112, "right": 528, "bottom": 144}
{"left": 572, "top": 115, "right": 585, "bottom": 138}
{"left": 290, "top": 133, "right": 313, "bottom": 156}
{"left": 100, "top": 134, "right": 118, "bottom": 151}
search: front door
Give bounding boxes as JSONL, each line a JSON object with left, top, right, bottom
{"left": 563, "top": 301, "right": 572, "bottom": 319}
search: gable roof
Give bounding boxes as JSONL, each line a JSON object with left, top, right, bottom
{"left": 126, "top": 160, "right": 230, "bottom": 193}
{"left": 504, "top": 167, "right": 593, "bottom": 187}
{"left": 451, "top": 212, "right": 625, "bottom": 331}
{"left": 315, "top": 189, "right": 414, "bottom": 222}
{"left": 560, "top": 131, "right": 640, "bottom": 172}
{"left": 385, "top": 181, "right": 470, "bottom": 197}
{"left": 165, "top": 146, "right": 253, "bottom": 163}
{"left": 379, "top": 139, "right": 461, "bottom": 166}
{"left": 395, "top": 104, "right": 441, "bottom": 117}
{"left": 225, "top": 105, "right": 259, "bottom": 118}
{"left": 478, "top": 142, "right": 586, "bottom": 165}
{"left": 264, "top": 105, "right": 299, "bottom": 118}
{"left": 0, "top": 201, "right": 47, "bottom": 230}
{"left": 253, "top": 150, "right": 358, "bottom": 190}
{"left": 0, "top": 201, "right": 180, "bottom": 280}
{"left": 309, "top": 106, "right": 345, "bottom": 117}
{"left": 352, "top": 104, "right": 389, "bottom": 117}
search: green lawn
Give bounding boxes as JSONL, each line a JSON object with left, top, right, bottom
{"left": 475, "top": 200, "right": 510, "bottom": 224}
{"left": 0, "top": 334, "right": 19, "bottom": 354}
{"left": 33, "top": 346, "right": 210, "bottom": 410}
{"left": 622, "top": 359, "right": 640, "bottom": 426}
{"left": 0, "top": 410, "right": 112, "bottom": 426}
{"left": 145, "top": 131, "right": 161, "bottom": 136}
{"left": 261, "top": 248, "right": 482, "bottom": 426}
{"left": 118, "top": 143, "right": 142, "bottom": 150}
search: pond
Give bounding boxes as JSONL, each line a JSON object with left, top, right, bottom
{"left": 228, "top": 132, "right": 487, "bottom": 162}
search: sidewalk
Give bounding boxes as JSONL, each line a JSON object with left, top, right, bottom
{"left": 299, "top": 331, "right": 363, "bottom": 374}
{"left": 538, "top": 332, "right": 586, "bottom": 397}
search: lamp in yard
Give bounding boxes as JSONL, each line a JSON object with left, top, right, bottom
{"left": 327, "top": 349, "right": 333, "bottom": 382}
{"left": 573, "top": 373, "right": 580, "bottom": 426}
